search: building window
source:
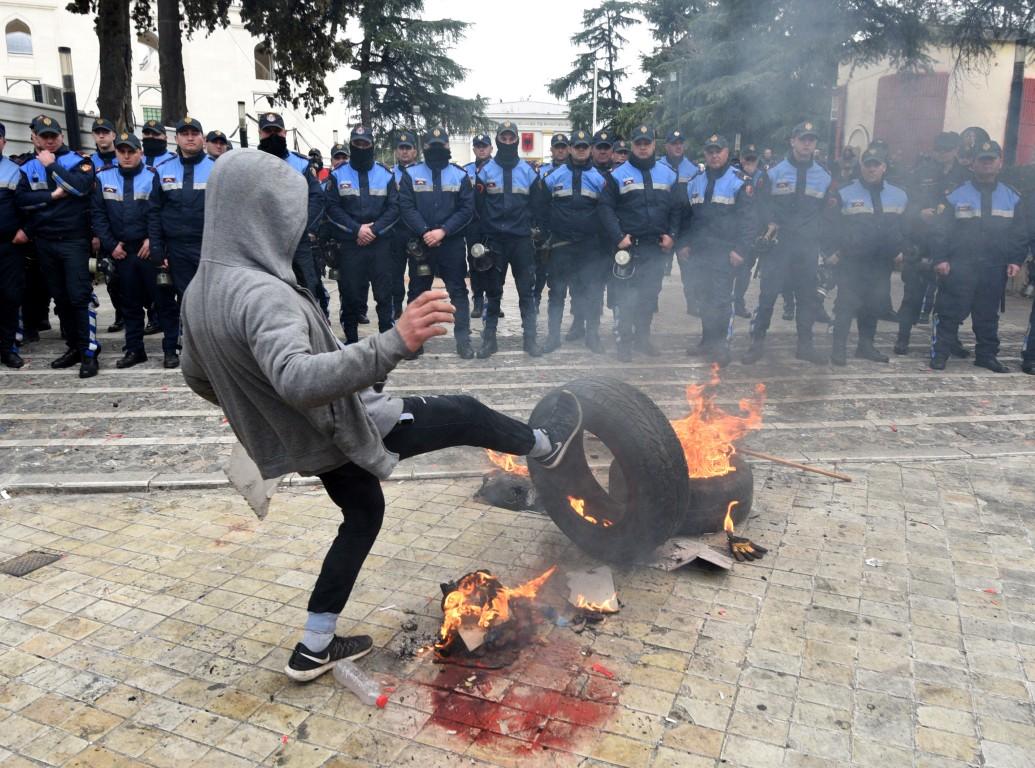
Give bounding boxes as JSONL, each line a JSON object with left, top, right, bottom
{"left": 142, "top": 106, "right": 162, "bottom": 123}
{"left": 5, "top": 20, "right": 32, "bottom": 56}
{"left": 254, "top": 44, "right": 273, "bottom": 81}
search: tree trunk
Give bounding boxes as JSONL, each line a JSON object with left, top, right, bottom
{"left": 95, "top": 0, "right": 133, "bottom": 129}
{"left": 157, "top": 0, "right": 187, "bottom": 125}
{"left": 359, "top": 36, "right": 372, "bottom": 127}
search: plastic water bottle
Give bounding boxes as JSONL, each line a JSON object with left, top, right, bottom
{"left": 333, "top": 660, "right": 387, "bottom": 708}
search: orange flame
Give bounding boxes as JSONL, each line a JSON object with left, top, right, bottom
{"left": 486, "top": 449, "right": 529, "bottom": 477}
{"left": 575, "top": 592, "right": 620, "bottom": 613}
{"left": 567, "top": 496, "right": 614, "bottom": 527}
{"left": 724, "top": 500, "right": 738, "bottom": 534}
{"left": 436, "top": 566, "right": 556, "bottom": 651}
{"left": 670, "top": 364, "right": 766, "bottom": 479}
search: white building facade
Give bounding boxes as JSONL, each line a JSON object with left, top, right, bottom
{"left": 450, "top": 100, "right": 571, "bottom": 166}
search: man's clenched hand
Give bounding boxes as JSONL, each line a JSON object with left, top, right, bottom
{"left": 394, "top": 290, "right": 454, "bottom": 351}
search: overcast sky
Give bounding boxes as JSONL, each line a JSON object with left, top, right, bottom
{"left": 421, "top": 0, "right": 658, "bottom": 104}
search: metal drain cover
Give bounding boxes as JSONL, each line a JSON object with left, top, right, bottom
{"left": 0, "top": 551, "right": 61, "bottom": 577}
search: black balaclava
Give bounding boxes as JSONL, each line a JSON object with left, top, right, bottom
{"left": 349, "top": 145, "right": 374, "bottom": 172}
{"left": 258, "top": 133, "right": 288, "bottom": 158}
{"left": 142, "top": 137, "right": 167, "bottom": 157}
{"left": 424, "top": 145, "right": 451, "bottom": 169}
{"left": 495, "top": 140, "right": 519, "bottom": 167}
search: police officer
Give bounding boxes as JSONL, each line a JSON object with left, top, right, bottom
{"left": 592, "top": 130, "right": 614, "bottom": 173}
{"left": 141, "top": 120, "right": 176, "bottom": 168}
{"left": 612, "top": 140, "right": 630, "bottom": 166}
{"left": 89, "top": 118, "right": 117, "bottom": 170}
{"left": 540, "top": 133, "right": 570, "bottom": 176}
{"left": 533, "top": 133, "right": 570, "bottom": 310}
{"left": 15, "top": 115, "right": 99, "bottom": 377}
{"left": 533, "top": 129, "right": 608, "bottom": 353}
{"left": 464, "top": 133, "right": 494, "bottom": 319}
{"left": 930, "top": 141, "right": 1026, "bottom": 372}
{"left": 660, "top": 129, "right": 700, "bottom": 317}
{"left": 205, "top": 130, "right": 229, "bottom": 160}
{"left": 256, "top": 112, "right": 326, "bottom": 307}
{"left": 895, "top": 131, "right": 969, "bottom": 355}
{"left": 682, "top": 134, "right": 757, "bottom": 367}
{"left": 390, "top": 130, "right": 419, "bottom": 320}
{"left": 744, "top": 121, "right": 833, "bottom": 365}
{"left": 147, "top": 115, "right": 214, "bottom": 316}
{"left": 398, "top": 127, "right": 475, "bottom": 358}
{"left": 92, "top": 132, "right": 180, "bottom": 369}
{"left": 824, "top": 145, "right": 908, "bottom": 366}
{"left": 330, "top": 143, "right": 349, "bottom": 170}
{"left": 324, "top": 125, "right": 399, "bottom": 344}
{"left": 732, "top": 144, "right": 768, "bottom": 318}
{"left": 599, "top": 124, "right": 681, "bottom": 361}
{"left": 475, "top": 120, "right": 542, "bottom": 358}
{"left": 1023, "top": 294, "right": 1035, "bottom": 375}
{"left": 0, "top": 121, "right": 27, "bottom": 368}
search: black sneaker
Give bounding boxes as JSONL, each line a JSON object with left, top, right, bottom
{"left": 532, "top": 390, "right": 583, "bottom": 470}
{"left": 284, "top": 634, "right": 373, "bottom": 682}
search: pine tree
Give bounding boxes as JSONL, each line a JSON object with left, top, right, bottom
{"left": 548, "top": 0, "right": 640, "bottom": 131}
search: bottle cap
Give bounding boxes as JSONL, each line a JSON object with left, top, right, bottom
{"left": 376, "top": 694, "right": 388, "bottom": 708}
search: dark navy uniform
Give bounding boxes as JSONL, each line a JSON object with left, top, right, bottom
{"left": 398, "top": 128, "right": 474, "bottom": 354}
{"left": 389, "top": 130, "right": 420, "bottom": 320}
{"left": 475, "top": 121, "right": 541, "bottom": 355}
{"left": 141, "top": 119, "right": 176, "bottom": 169}
{"left": 824, "top": 163, "right": 908, "bottom": 363}
{"left": 147, "top": 148, "right": 214, "bottom": 295}
{"left": 931, "top": 154, "right": 1027, "bottom": 370}
{"left": 91, "top": 134, "right": 179, "bottom": 363}
{"left": 15, "top": 118, "right": 99, "bottom": 370}
{"left": 659, "top": 133, "right": 699, "bottom": 314}
{"left": 732, "top": 146, "right": 768, "bottom": 314}
{"left": 0, "top": 133, "right": 25, "bottom": 366}
{"left": 533, "top": 148, "right": 608, "bottom": 351}
{"left": 598, "top": 126, "right": 681, "bottom": 356}
{"left": 324, "top": 127, "right": 399, "bottom": 343}
{"left": 463, "top": 134, "right": 494, "bottom": 317}
{"left": 683, "top": 141, "right": 757, "bottom": 363}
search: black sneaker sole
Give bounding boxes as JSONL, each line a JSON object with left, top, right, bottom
{"left": 284, "top": 642, "right": 372, "bottom": 682}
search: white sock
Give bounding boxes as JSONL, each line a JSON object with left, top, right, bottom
{"left": 302, "top": 611, "right": 337, "bottom": 653}
{"left": 529, "top": 428, "right": 552, "bottom": 458}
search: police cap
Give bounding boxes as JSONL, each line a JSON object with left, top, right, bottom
{"left": 632, "top": 125, "right": 656, "bottom": 143}
{"left": 570, "top": 130, "right": 592, "bottom": 148}
{"left": 258, "top": 112, "right": 285, "bottom": 131}
{"left": 703, "top": 134, "right": 729, "bottom": 150}
{"left": 350, "top": 125, "right": 374, "bottom": 144}
{"left": 741, "top": 143, "right": 759, "bottom": 159}
{"left": 175, "top": 116, "right": 203, "bottom": 133}
{"left": 791, "top": 121, "right": 820, "bottom": 139}
{"left": 975, "top": 140, "right": 1002, "bottom": 160}
{"left": 550, "top": 133, "right": 569, "bottom": 147}
{"left": 933, "top": 131, "right": 961, "bottom": 151}
{"left": 205, "top": 130, "right": 227, "bottom": 143}
{"left": 665, "top": 129, "right": 685, "bottom": 144}
{"left": 496, "top": 120, "right": 519, "bottom": 138}
{"left": 114, "top": 131, "right": 141, "bottom": 150}
{"left": 861, "top": 146, "right": 888, "bottom": 165}
{"left": 30, "top": 115, "right": 62, "bottom": 136}
{"left": 330, "top": 143, "right": 349, "bottom": 158}
{"left": 424, "top": 127, "right": 449, "bottom": 146}
{"left": 592, "top": 130, "right": 613, "bottom": 148}
{"left": 472, "top": 133, "right": 492, "bottom": 147}
{"left": 396, "top": 130, "right": 417, "bottom": 148}
{"left": 141, "top": 119, "right": 165, "bottom": 136}
{"left": 91, "top": 117, "right": 115, "bottom": 133}
{"left": 614, "top": 140, "right": 629, "bottom": 153}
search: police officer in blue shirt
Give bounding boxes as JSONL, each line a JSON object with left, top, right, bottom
{"left": 398, "top": 127, "right": 475, "bottom": 358}
{"left": 540, "top": 133, "right": 570, "bottom": 177}
{"left": 256, "top": 112, "right": 326, "bottom": 311}
{"left": 475, "top": 120, "right": 542, "bottom": 358}
{"left": 205, "top": 130, "right": 230, "bottom": 161}
{"left": 661, "top": 129, "right": 701, "bottom": 317}
{"left": 533, "top": 129, "right": 608, "bottom": 353}
{"left": 15, "top": 115, "right": 100, "bottom": 376}
{"left": 141, "top": 120, "right": 176, "bottom": 168}
{"left": 823, "top": 145, "right": 908, "bottom": 366}
{"left": 533, "top": 133, "right": 569, "bottom": 311}
{"left": 592, "top": 130, "right": 615, "bottom": 173}
{"left": 147, "top": 115, "right": 214, "bottom": 319}
{"left": 599, "top": 124, "right": 681, "bottom": 361}
{"left": 92, "top": 132, "right": 180, "bottom": 369}
{"left": 930, "top": 141, "right": 1026, "bottom": 372}
{"left": 744, "top": 120, "right": 833, "bottom": 365}
{"left": 324, "top": 125, "right": 399, "bottom": 344}
{"left": 89, "top": 118, "right": 117, "bottom": 170}
{"left": 612, "top": 140, "right": 630, "bottom": 166}
{"left": 0, "top": 121, "right": 28, "bottom": 368}
{"left": 390, "top": 130, "right": 419, "bottom": 320}
{"left": 732, "top": 144, "right": 769, "bottom": 318}
{"left": 682, "top": 134, "right": 757, "bottom": 367}
{"left": 464, "top": 133, "right": 494, "bottom": 319}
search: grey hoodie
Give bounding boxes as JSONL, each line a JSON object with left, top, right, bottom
{"left": 180, "top": 149, "right": 408, "bottom": 480}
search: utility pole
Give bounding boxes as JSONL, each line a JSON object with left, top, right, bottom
{"left": 591, "top": 59, "right": 599, "bottom": 133}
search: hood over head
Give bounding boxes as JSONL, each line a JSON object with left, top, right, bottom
{"left": 200, "top": 149, "right": 307, "bottom": 284}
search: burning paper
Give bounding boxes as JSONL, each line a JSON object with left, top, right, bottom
{"left": 485, "top": 450, "right": 529, "bottom": 477}
{"left": 565, "top": 566, "right": 619, "bottom": 614}
{"left": 670, "top": 365, "right": 766, "bottom": 478}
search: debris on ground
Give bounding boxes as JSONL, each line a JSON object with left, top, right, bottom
{"left": 650, "top": 537, "right": 733, "bottom": 571}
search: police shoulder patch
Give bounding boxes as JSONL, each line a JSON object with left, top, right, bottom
{"left": 79, "top": 162, "right": 92, "bottom": 172}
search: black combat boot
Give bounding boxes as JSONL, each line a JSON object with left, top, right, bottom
{"left": 1, "top": 351, "right": 24, "bottom": 369}
{"left": 79, "top": 355, "right": 99, "bottom": 379}
{"left": 543, "top": 333, "right": 562, "bottom": 354}
{"left": 115, "top": 350, "right": 147, "bottom": 369}
{"left": 974, "top": 357, "right": 1010, "bottom": 373}
{"left": 893, "top": 335, "right": 909, "bottom": 355}
{"left": 477, "top": 334, "right": 497, "bottom": 359}
{"left": 163, "top": 352, "right": 180, "bottom": 369}
{"left": 51, "top": 348, "right": 81, "bottom": 369}
{"left": 929, "top": 354, "right": 948, "bottom": 370}
{"left": 456, "top": 339, "right": 474, "bottom": 359}
{"left": 855, "top": 343, "right": 889, "bottom": 363}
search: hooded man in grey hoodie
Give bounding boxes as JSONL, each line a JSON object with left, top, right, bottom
{"left": 180, "top": 149, "right": 583, "bottom": 682}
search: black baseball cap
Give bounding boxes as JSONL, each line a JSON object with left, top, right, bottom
{"left": 570, "top": 130, "right": 592, "bottom": 147}
{"left": 91, "top": 117, "right": 115, "bottom": 133}
{"left": 141, "top": 119, "right": 164, "bottom": 136}
{"left": 496, "top": 120, "right": 519, "bottom": 138}
{"left": 175, "top": 116, "right": 203, "bottom": 133}
{"left": 975, "top": 140, "right": 1002, "bottom": 160}
{"left": 550, "top": 133, "right": 569, "bottom": 147}
{"left": 704, "top": 134, "right": 729, "bottom": 150}
{"left": 666, "top": 129, "right": 686, "bottom": 144}
{"left": 114, "top": 131, "right": 141, "bottom": 150}
{"left": 350, "top": 125, "right": 374, "bottom": 144}
{"left": 31, "top": 115, "right": 61, "bottom": 135}
{"left": 396, "top": 130, "right": 417, "bottom": 148}
{"left": 472, "top": 133, "right": 492, "bottom": 147}
{"left": 933, "top": 132, "right": 961, "bottom": 151}
{"left": 424, "top": 127, "right": 449, "bottom": 146}
{"left": 791, "top": 121, "right": 820, "bottom": 139}
{"left": 593, "top": 130, "right": 613, "bottom": 148}
{"left": 631, "top": 125, "right": 656, "bottom": 143}
{"left": 258, "top": 112, "right": 285, "bottom": 131}
{"left": 205, "top": 130, "right": 227, "bottom": 143}
{"left": 861, "top": 146, "right": 888, "bottom": 165}
{"left": 741, "top": 144, "right": 759, "bottom": 158}
{"left": 330, "top": 143, "right": 349, "bottom": 158}
{"left": 614, "top": 140, "right": 629, "bottom": 153}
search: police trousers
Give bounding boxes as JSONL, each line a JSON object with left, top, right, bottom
{"left": 613, "top": 243, "right": 666, "bottom": 344}
{"left": 546, "top": 241, "right": 606, "bottom": 338}
{"left": 484, "top": 234, "right": 538, "bottom": 340}
{"left": 113, "top": 246, "right": 179, "bottom": 355}
{"left": 897, "top": 258, "right": 937, "bottom": 342}
{"left": 21, "top": 244, "right": 51, "bottom": 333}
{"left": 677, "top": 250, "right": 699, "bottom": 313}
{"left": 0, "top": 240, "right": 25, "bottom": 352}
{"left": 751, "top": 238, "right": 819, "bottom": 345}
{"left": 337, "top": 238, "right": 394, "bottom": 343}
{"left": 1023, "top": 296, "right": 1035, "bottom": 364}
{"left": 166, "top": 240, "right": 201, "bottom": 297}
{"left": 932, "top": 260, "right": 1007, "bottom": 363}
{"left": 733, "top": 249, "right": 758, "bottom": 309}
{"left": 36, "top": 237, "right": 97, "bottom": 357}
{"left": 407, "top": 236, "right": 471, "bottom": 343}
{"left": 692, "top": 247, "right": 736, "bottom": 349}
{"left": 832, "top": 259, "right": 889, "bottom": 350}
{"left": 389, "top": 230, "right": 409, "bottom": 318}
{"left": 292, "top": 241, "right": 323, "bottom": 301}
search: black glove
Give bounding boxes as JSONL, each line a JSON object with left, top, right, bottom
{"left": 728, "top": 533, "right": 768, "bottom": 562}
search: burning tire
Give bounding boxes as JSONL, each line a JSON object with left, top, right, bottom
{"left": 528, "top": 378, "right": 689, "bottom": 563}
